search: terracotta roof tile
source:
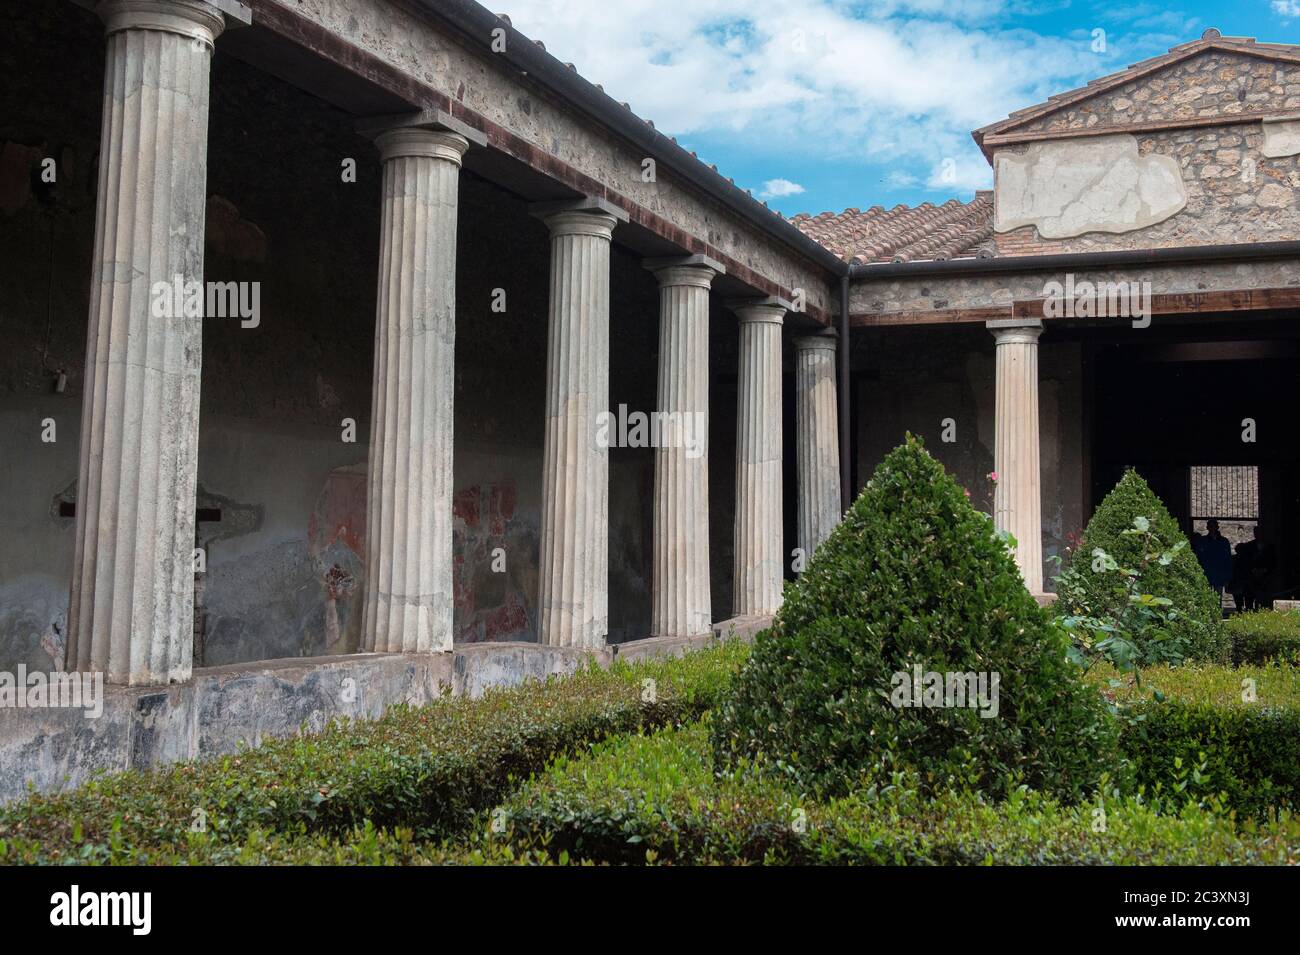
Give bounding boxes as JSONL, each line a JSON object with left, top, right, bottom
{"left": 790, "top": 192, "right": 994, "bottom": 264}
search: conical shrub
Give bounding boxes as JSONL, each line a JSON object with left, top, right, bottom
{"left": 711, "top": 435, "right": 1121, "bottom": 800}
{"left": 1056, "top": 469, "right": 1228, "bottom": 662}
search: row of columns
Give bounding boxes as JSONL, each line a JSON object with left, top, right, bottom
{"left": 69, "top": 0, "right": 1053, "bottom": 686}
{"left": 67, "top": 0, "right": 846, "bottom": 684}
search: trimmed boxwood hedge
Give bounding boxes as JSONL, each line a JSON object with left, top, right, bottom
{"left": 1225, "top": 610, "right": 1300, "bottom": 666}
{"left": 1085, "top": 661, "right": 1300, "bottom": 706}
{"left": 0, "top": 821, "right": 565, "bottom": 867}
{"left": 1118, "top": 701, "right": 1300, "bottom": 820}
{"left": 498, "top": 722, "right": 1300, "bottom": 865}
{"left": 4, "top": 620, "right": 1295, "bottom": 865}
{"left": 0, "top": 641, "right": 749, "bottom": 865}
{"left": 713, "top": 436, "right": 1119, "bottom": 802}
{"left": 1084, "top": 664, "right": 1300, "bottom": 820}
{"left": 1056, "top": 469, "right": 1228, "bottom": 663}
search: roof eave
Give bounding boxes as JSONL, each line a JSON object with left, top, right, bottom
{"left": 412, "top": 0, "right": 849, "bottom": 277}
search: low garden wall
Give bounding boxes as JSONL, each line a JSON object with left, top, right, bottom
{"left": 0, "top": 617, "right": 767, "bottom": 805}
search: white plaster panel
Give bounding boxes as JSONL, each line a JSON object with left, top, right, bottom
{"left": 994, "top": 135, "right": 1187, "bottom": 238}
{"left": 1261, "top": 118, "right": 1300, "bottom": 158}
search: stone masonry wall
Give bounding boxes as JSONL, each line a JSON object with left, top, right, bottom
{"left": 993, "top": 50, "right": 1300, "bottom": 255}
{"left": 849, "top": 258, "right": 1300, "bottom": 319}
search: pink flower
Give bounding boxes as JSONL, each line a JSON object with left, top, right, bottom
{"left": 987, "top": 471, "right": 999, "bottom": 483}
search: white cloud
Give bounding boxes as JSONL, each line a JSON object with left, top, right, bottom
{"left": 759, "top": 178, "right": 806, "bottom": 197}
{"left": 1273, "top": 0, "right": 1300, "bottom": 17}
{"left": 496, "top": 0, "right": 1143, "bottom": 203}
{"left": 1097, "top": 3, "right": 1200, "bottom": 32}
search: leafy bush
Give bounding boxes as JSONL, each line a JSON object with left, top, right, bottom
{"left": 0, "top": 820, "right": 563, "bottom": 867}
{"left": 503, "top": 721, "right": 800, "bottom": 865}
{"left": 1084, "top": 661, "right": 1300, "bottom": 707}
{"left": 1057, "top": 523, "right": 1206, "bottom": 672}
{"left": 1083, "top": 662, "right": 1300, "bottom": 820}
{"left": 1118, "top": 700, "right": 1300, "bottom": 821}
{"left": 0, "top": 641, "right": 749, "bottom": 865}
{"left": 1056, "top": 470, "right": 1227, "bottom": 663}
{"left": 711, "top": 435, "right": 1121, "bottom": 802}
{"left": 1225, "top": 610, "right": 1300, "bottom": 666}
{"left": 500, "top": 722, "right": 1300, "bottom": 865}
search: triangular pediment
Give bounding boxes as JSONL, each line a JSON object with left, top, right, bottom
{"left": 973, "top": 33, "right": 1300, "bottom": 160}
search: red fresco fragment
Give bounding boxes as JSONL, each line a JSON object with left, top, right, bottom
{"left": 486, "top": 481, "right": 516, "bottom": 536}
{"left": 452, "top": 552, "right": 474, "bottom": 617}
{"left": 310, "top": 470, "right": 367, "bottom": 557}
{"left": 483, "top": 594, "right": 528, "bottom": 641}
{"left": 454, "top": 486, "right": 481, "bottom": 528}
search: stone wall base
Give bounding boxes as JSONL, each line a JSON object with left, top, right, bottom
{"left": 0, "top": 617, "right": 767, "bottom": 804}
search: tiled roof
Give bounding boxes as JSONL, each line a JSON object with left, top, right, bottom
{"left": 789, "top": 192, "right": 995, "bottom": 265}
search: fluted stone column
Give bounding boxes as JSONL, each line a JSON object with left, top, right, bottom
{"left": 360, "top": 127, "right": 470, "bottom": 654}
{"left": 989, "top": 319, "right": 1044, "bottom": 592}
{"left": 534, "top": 199, "right": 627, "bottom": 648}
{"left": 794, "top": 333, "right": 842, "bottom": 559}
{"left": 732, "top": 300, "right": 787, "bottom": 616}
{"left": 647, "top": 256, "right": 722, "bottom": 638}
{"left": 67, "top": 0, "right": 226, "bottom": 685}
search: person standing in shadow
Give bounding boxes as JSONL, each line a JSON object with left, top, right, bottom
{"left": 1231, "top": 525, "right": 1272, "bottom": 612}
{"left": 1197, "top": 519, "right": 1232, "bottom": 603}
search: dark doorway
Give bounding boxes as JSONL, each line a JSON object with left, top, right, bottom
{"left": 1088, "top": 329, "right": 1300, "bottom": 608}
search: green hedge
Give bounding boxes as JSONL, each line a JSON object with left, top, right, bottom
{"left": 0, "top": 821, "right": 566, "bottom": 867}
{"left": 0, "top": 641, "right": 749, "bottom": 865}
{"left": 1085, "top": 663, "right": 1300, "bottom": 820}
{"left": 1225, "top": 610, "right": 1300, "bottom": 666}
{"left": 498, "top": 722, "right": 1300, "bottom": 865}
{"left": 1084, "top": 662, "right": 1300, "bottom": 706}
{"left": 1056, "top": 470, "right": 1228, "bottom": 663}
{"left": 1118, "top": 701, "right": 1300, "bottom": 821}
{"left": 714, "top": 437, "right": 1119, "bottom": 803}
{"left": 0, "top": 826, "right": 556, "bottom": 867}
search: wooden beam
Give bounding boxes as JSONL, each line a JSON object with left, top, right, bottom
{"left": 853, "top": 287, "right": 1300, "bottom": 327}
{"left": 1011, "top": 287, "right": 1300, "bottom": 320}
{"left": 981, "top": 108, "right": 1300, "bottom": 150}
{"left": 850, "top": 306, "right": 1011, "bottom": 327}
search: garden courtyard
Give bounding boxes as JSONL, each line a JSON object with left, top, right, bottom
{"left": 3, "top": 439, "right": 1296, "bottom": 867}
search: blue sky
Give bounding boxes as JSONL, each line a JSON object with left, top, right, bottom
{"left": 500, "top": 1, "right": 1300, "bottom": 215}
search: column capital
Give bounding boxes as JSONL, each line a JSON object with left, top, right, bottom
{"left": 98, "top": 0, "right": 227, "bottom": 45}
{"left": 987, "top": 318, "right": 1043, "bottom": 345}
{"left": 728, "top": 298, "right": 787, "bottom": 325}
{"left": 645, "top": 254, "right": 725, "bottom": 289}
{"left": 793, "top": 331, "right": 837, "bottom": 353}
{"left": 374, "top": 127, "right": 471, "bottom": 165}
{"left": 530, "top": 197, "right": 628, "bottom": 239}
{"left": 356, "top": 108, "right": 488, "bottom": 150}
